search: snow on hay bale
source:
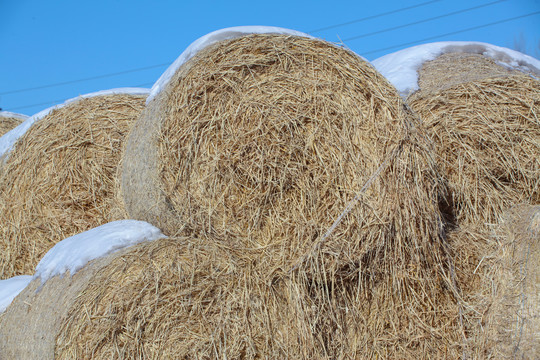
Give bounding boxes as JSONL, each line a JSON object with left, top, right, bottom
{"left": 0, "top": 111, "right": 27, "bottom": 137}
{"left": 0, "top": 89, "right": 149, "bottom": 279}
{"left": 375, "top": 42, "right": 540, "bottom": 228}
{"left": 1, "top": 235, "right": 301, "bottom": 359}
{"left": 121, "top": 27, "right": 466, "bottom": 356}
{"left": 0, "top": 220, "right": 165, "bottom": 360}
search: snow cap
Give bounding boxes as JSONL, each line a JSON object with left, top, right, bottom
{"left": 34, "top": 220, "right": 166, "bottom": 285}
{"left": 372, "top": 41, "right": 540, "bottom": 98}
{"left": 0, "top": 275, "right": 32, "bottom": 313}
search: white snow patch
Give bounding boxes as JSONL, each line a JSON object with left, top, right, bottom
{"left": 372, "top": 41, "right": 540, "bottom": 98}
{"left": 0, "top": 275, "right": 32, "bottom": 313}
{"left": 0, "top": 111, "right": 29, "bottom": 121}
{"left": 34, "top": 220, "right": 165, "bottom": 285}
{"left": 148, "top": 26, "right": 313, "bottom": 103}
{"left": 0, "top": 87, "right": 150, "bottom": 160}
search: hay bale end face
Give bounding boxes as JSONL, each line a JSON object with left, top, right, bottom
{"left": 409, "top": 53, "right": 540, "bottom": 228}
{"left": 0, "top": 93, "right": 147, "bottom": 279}
{"left": 451, "top": 205, "right": 540, "bottom": 359}
{"left": 487, "top": 205, "right": 540, "bottom": 359}
{"left": 123, "top": 33, "right": 447, "bottom": 272}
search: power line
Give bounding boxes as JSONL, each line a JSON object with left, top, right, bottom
{"left": 342, "top": 0, "right": 507, "bottom": 42}
{"left": 0, "top": 63, "right": 169, "bottom": 96}
{"left": 308, "top": 0, "right": 441, "bottom": 33}
{"left": 0, "top": 0, "right": 511, "bottom": 99}
{"left": 358, "top": 10, "right": 540, "bottom": 56}
{"left": 3, "top": 7, "right": 538, "bottom": 112}
{"left": 1, "top": 2, "right": 443, "bottom": 97}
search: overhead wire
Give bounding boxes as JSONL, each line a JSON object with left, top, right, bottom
{"left": 307, "top": 0, "right": 441, "bottom": 33}
{"left": 341, "top": 0, "right": 507, "bottom": 42}
{"left": 1, "top": 0, "right": 498, "bottom": 99}
{"left": 0, "top": 63, "right": 169, "bottom": 96}
{"left": 357, "top": 10, "right": 540, "bottom": 55}
{"left": 3, "top": 1, "right": 536, "bottom": 112}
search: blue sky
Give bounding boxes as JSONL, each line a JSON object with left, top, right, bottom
{"left": 1, "top": 0, "right": 539, "bottom": 115}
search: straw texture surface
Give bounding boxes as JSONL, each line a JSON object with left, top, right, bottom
{"left": 120, "top": 34, "right": 468, "bottom": 357}
{"left": 0, "top": 248, "right": 131, "bottom": 360}
{"left": 0, "top": 94, "right": 146, "bottom": 279}
{"left": 409, "top": 54, "right": 540, "bottom": 229}
{"left": 0, "top": 114, "right": 24, "bottom": 137}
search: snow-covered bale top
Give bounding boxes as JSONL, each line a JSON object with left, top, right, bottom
{"left": 0, "top": 111, "right": 28, "bottom": 122}
{"left": 372, "top": 41, "right": 540, "bottom": 97}
{"left": 34, "top": 220, "right": 165, "bottom": 284}
{"left": 0, "top": 275, "right": 32, "bottom": 314}
{"left": 0, "top": 88, "right": 149, "bottom": 159}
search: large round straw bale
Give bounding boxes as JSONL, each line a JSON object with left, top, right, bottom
{"left": 53, "top": 237, "right": 306, "bottom": 359}
{"left": 408, "top": 53, "right": 540, "bottom": 228}
{"left": 123, "top": 33, "right": 448, "bottom": 275}
{"left": 0, "top": 93, "right": 147, "bottom": 279}
{"left": 0, "top": 111, "right": 27, "bottom": 137}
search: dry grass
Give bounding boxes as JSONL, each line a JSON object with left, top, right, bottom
{"left": 407, "top": 54, "right": 539, "bottom": 357}
{"left": 0, "top": 113, "right": 25, "bottom": 137}
{"left": 0, "top": 94, "right": 146, "bottom": 279}
{"left": 482, "top": 205, "right": 540, "bottom": 359}
{"left": 121, "top": 34, "right": 466, "bottom": 357}
{"left": 442, "top": 205, "right": 540, "bottom": 359}
{"left": 416, "top": 52, "right": 526, "bottom": 94}
{"left": 409, "top": 58, "right": 540, "bottom": 229}
{"left": 55, "top": 237, "right": 305, "bottom": 359}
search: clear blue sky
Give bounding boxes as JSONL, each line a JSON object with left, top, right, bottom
{"left": 1, "top": 0, "right": 539, "bottom": 115}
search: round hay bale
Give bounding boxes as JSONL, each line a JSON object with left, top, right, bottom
{"left": 123, "top": 33, "right": 447, "bottom": 274}
{"left": 0, "top": 111, "right": 27, "bottom": 137}
{"left": 445, "top": 205, "right": 540, "bottom": 359}
{"left": 0, "top": 91, "right": 148, "bottom": 279}
{"left": 122, "top": 32, "right": 469, "bottom": 357}
{"left": 408, "top": 54, "right": 540, "bottom": 228}
{"left": 30, "top": 237, "right": 303, "bottom": 359}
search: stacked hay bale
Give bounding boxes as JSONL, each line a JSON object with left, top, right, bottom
{"left": 454, "top": 205, "right": 539, "bottom": 359}
{"left": 375, "top": 44, "right": 540, "bottom": 358}
{"left": 0, "top": 236, "right": 301, "bottom": 359}
{"left": 0, "top": 90, "right": 148, "bottom": 279}
{"left": 0, "top": 111, "right": 27, "bottom": 137}
{"left": 408, "top": 52, "right": 540, "bottom": 229}
{"left": 122, "top": 31, "right": 464, "bottom": 357}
